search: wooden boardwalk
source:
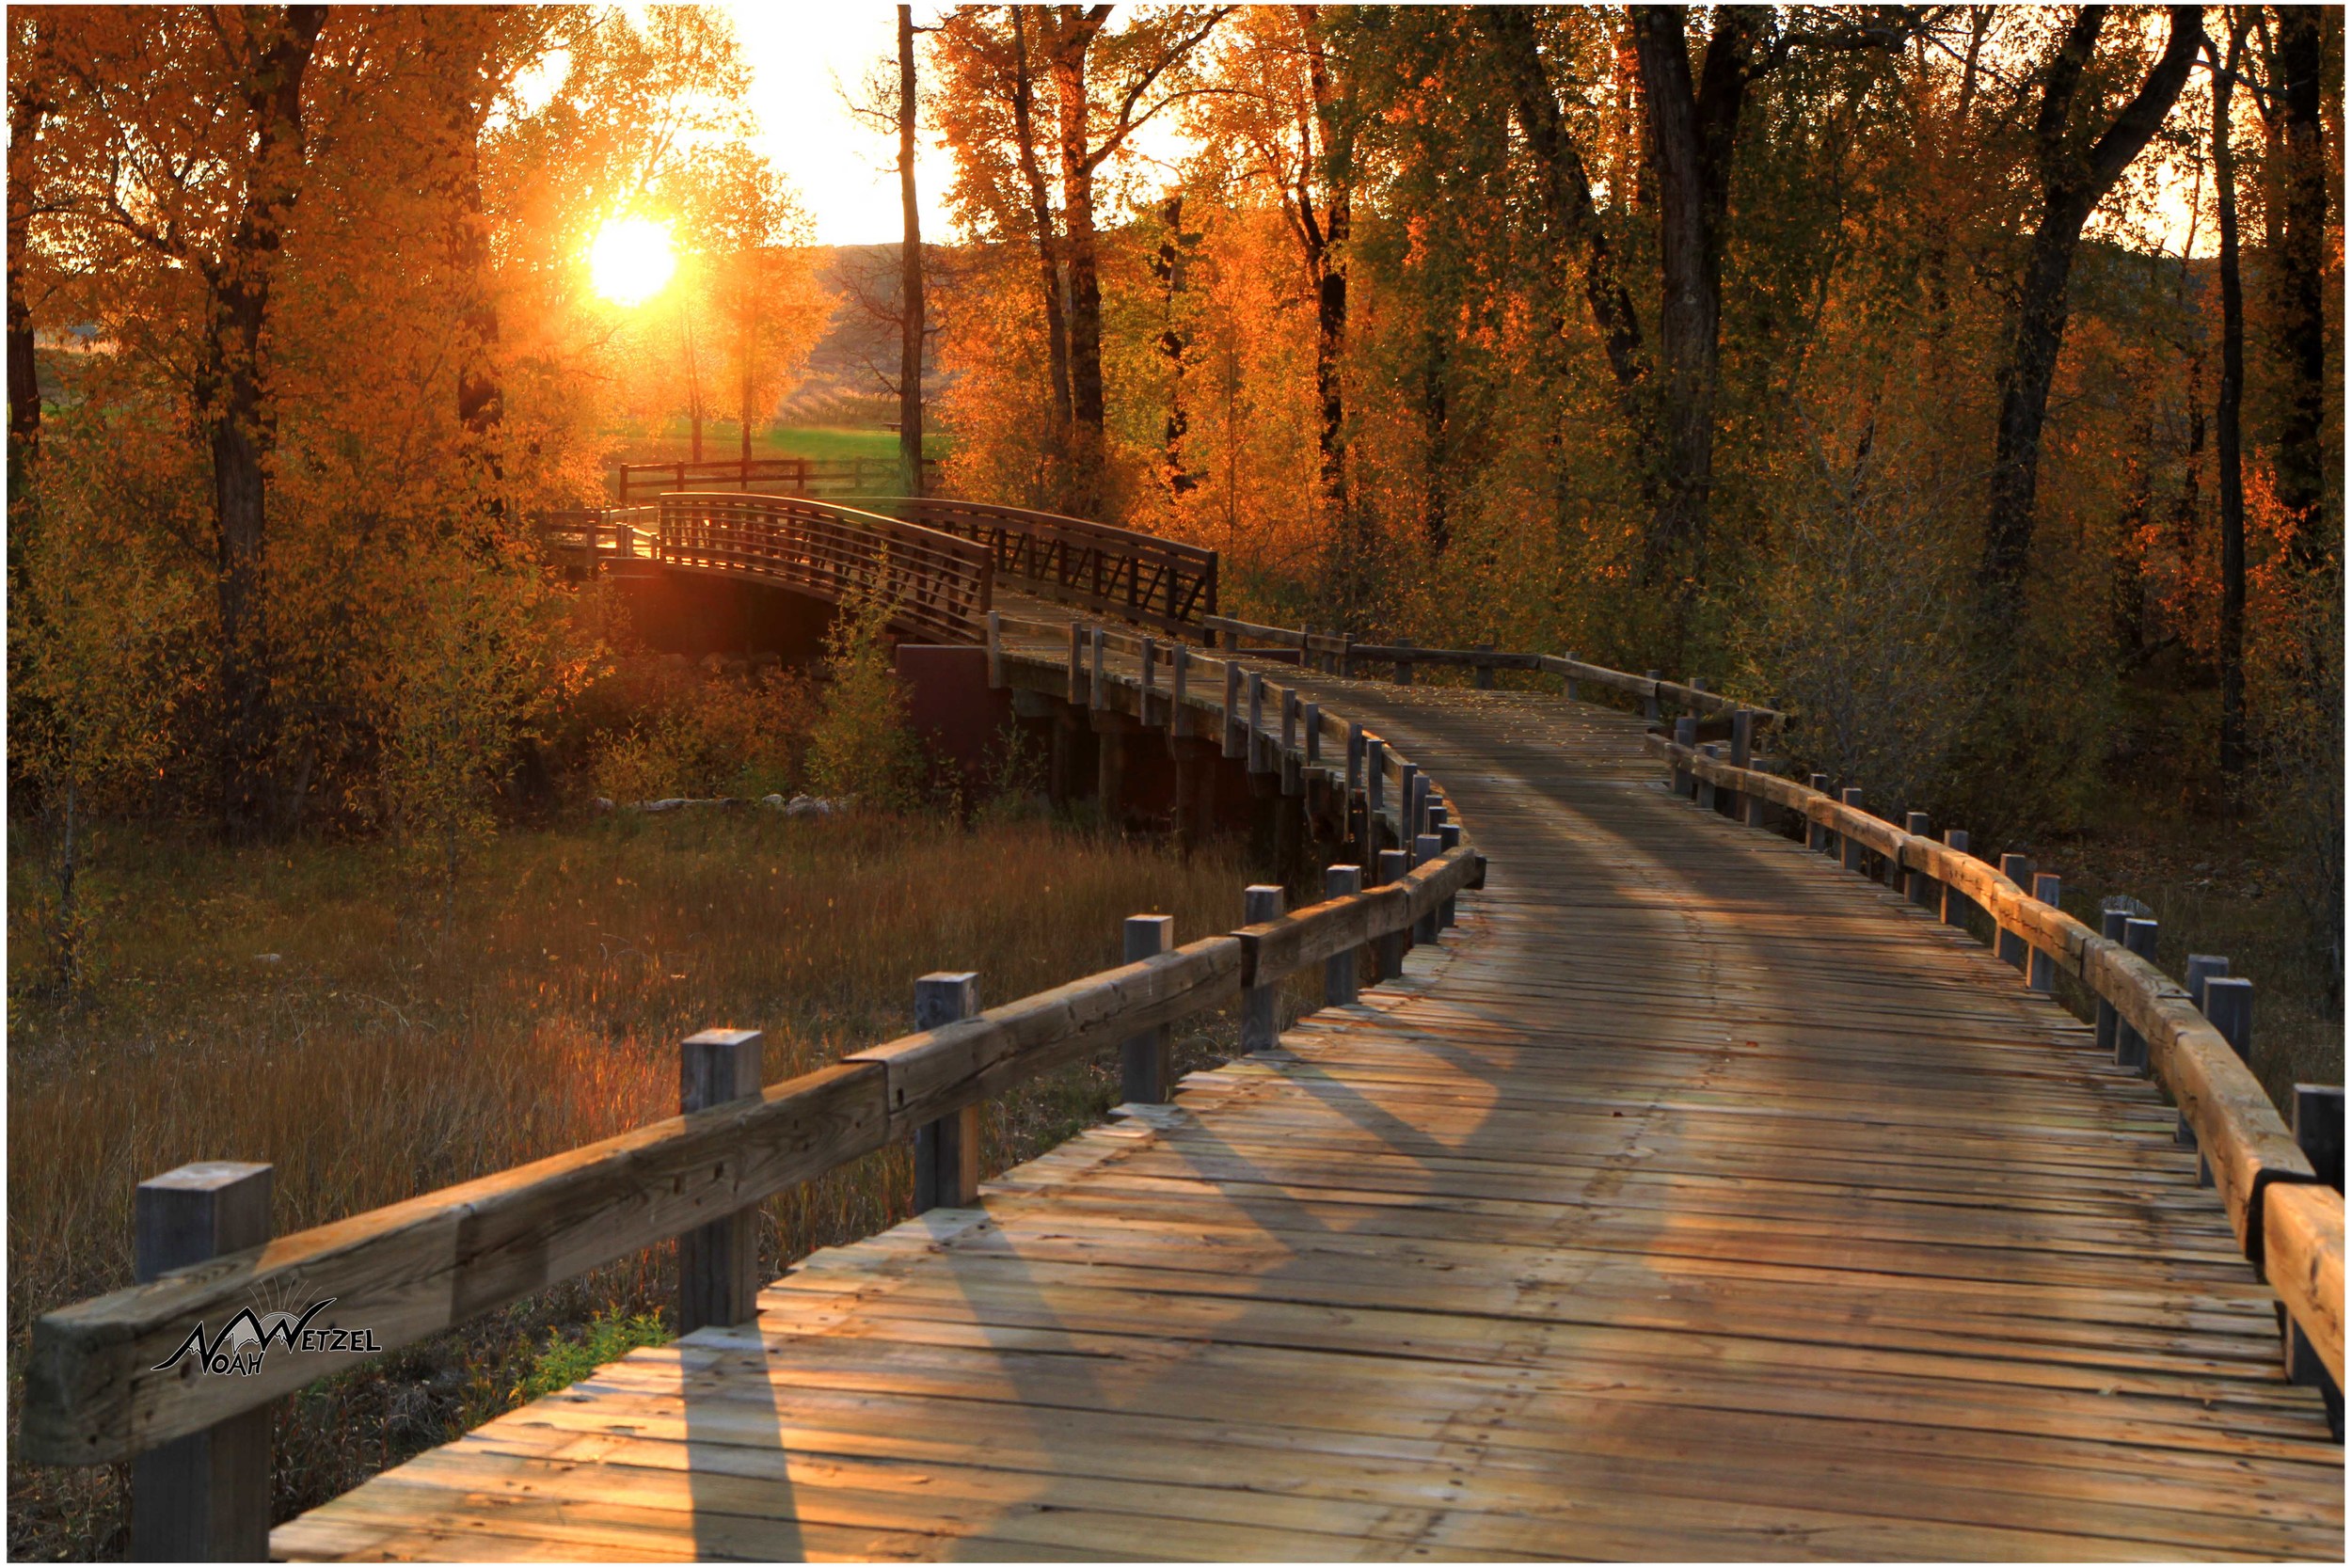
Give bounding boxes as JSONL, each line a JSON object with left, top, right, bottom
{"left": 276, "top": 679, "right": 2344, "bottom": 1560}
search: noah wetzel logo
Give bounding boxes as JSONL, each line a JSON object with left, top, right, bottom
{"left": 151, "top": 1299, "right": 382, "bottom": 1377}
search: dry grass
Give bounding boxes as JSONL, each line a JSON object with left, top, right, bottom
{"left": 7, "top": 809, "right": 1273, "bottom": 1560}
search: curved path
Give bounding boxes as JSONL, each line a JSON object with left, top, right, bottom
{"left": 277, "top": 676, "right": 2344, "bottom": 1560}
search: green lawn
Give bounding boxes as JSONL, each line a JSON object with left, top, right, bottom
{"left": 621, "top": 420, "right": 949, "bottom": 466}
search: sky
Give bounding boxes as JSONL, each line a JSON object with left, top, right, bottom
{"left": 723, "top": 3, "right": 957, "bottom": 247}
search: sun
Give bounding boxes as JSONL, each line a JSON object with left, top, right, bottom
{"left": 589, "top": 216, "right": 676, "bottom": 307}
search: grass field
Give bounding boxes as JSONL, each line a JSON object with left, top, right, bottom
{"left": 6, "top": 809, "right": 1275, "bottom": 1559}
{"left": 617, "top": 420, "right": 949, "bottom": 469}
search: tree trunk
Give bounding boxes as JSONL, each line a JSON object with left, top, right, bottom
{"left": 7, "top": 24, "right": 47, "bottom": 483}
{"left": 1629, "top": 6, "right": 1765, "bottom": 599}
{"left": 1299, "top": 8, "right": 1353, "bottom": 557}
{"left": 1979, "top": 7, "right": 2201, "bottom": 625}
{"left": 1009, "top": 11, "right": 1072, "bottom": 472}
{"left": 1152, "top": 196, "right": 1194, "bottom": 499}
{"left": 2214, "top": 16, "right": 2249, "bottom": 784}
{"left": 1050, "top": 19, "right": 1107, "bottom": 514}
{"left": 898, "top": 5, "right": 926, "bottom": 495}
{"left": 2270, "top": 5, "right": 2331, "bottom": 571}
{"left": 205, "top": 5, "right": 327, "bottom": 841}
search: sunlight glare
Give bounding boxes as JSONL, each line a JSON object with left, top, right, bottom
{"left": 589, "top": 217, "right": 676, "bottom": 308}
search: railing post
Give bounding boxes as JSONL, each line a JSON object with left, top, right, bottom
{"left": 2199, "top": 976, "right": 2257, "bottom": 1187}
{"left": 1089, "top": 626, "right": 1106, "bottom": 712}
{"left": 1474, "top": 643, "right": 1496, "bottom": 690}
{"left": 1242, "top": 886, "right": 1284, "bottom": 1052}
{"left": 1806, "top": 773, "right": 1831, "bottom": 851}
{"left": 1365, "top": 736, "right": 1387, "bottom": 850}
{"left": 1280, "top": 687, "right": 1299, "bottom": 758}
{"left": 2175, "top": 956, "right": 2232, "bottom": 1150}
{"left": 1120, "top": 915, "right": 1176, "bottom": 1103}
{"left": 2287, "top": 1085, "right": 2346, "bottom": 1433}
{"left": 2094, "top": 906, "right": 2130, "bottom": 1053}
{"left": 1324, "top": 864, "right": 1362, "bottom": 1005}
{"left": 1942, "top": 829, "right": 1973, "bottom": 926}
{"left": 1695, "top": 744, "right": 1721, "bottom": 812}
{"left": 1995, "top": 855, "right": 2033, "bottom": 968}
{"left": 1673, "top": 718, "right": 1697, "bottom": 796}
{"left": 679, "top": 1029, "right": 765, "bottom": 1328}
{"left": 1563, "top": 652, "right": 1580, "bottom": 704}
{"left": 1140, "top": 634, "right": 1158, "bottom": 721}
{"left": 1413, "top": 834, "right": 1443, "bottom": 943}
{"left": 1644, "top": 671, "right": 1661, "bottom": 723}
{"left": 1902, "top": 813, "right": 1933, "bottom": 907}
{"left": 1067, "top": 621, "right": 1085, "bottom": 705}
{"left": 1375, "top": 848, "right": 1409, "bottom": 979}
{"left": 131, "top": 1162, "right": 275, "bottom": 1563}
{"left": 1171, "top": 641, "right": 1189, "bottom": 722}
{"left": 1393, "top": 637, "right": 1414, "bottom": 686}
{"left": 2118, "top": 917, "right": 2158, "bottom": 1070}
{"left": 911, "top": 979, "right": 981, "bottom": 1212}
{"left": 1438, "top": 822, "right": 1463, "bottom": 927}
{"left": 2027, "top": 875, "right": 2060, "bottom": 993}
{"left": 1303, "top": 701, "right": 1322, "bottom": 765}
{"left": 1839, "top": 787, "right": 1867, "bottom": 873}
{"left": 1246, "top": 672, "right": 1268, "bottom": 771}
{"left": 1223, "top": 658, "right": 1246, "bottom": 759}
{"left": 1727, "top": 708, "right": 1753, "bottom": 818}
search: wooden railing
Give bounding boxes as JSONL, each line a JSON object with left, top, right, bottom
{"left": 1649, "top": 731, "right": 2345, "bottom": 1405}
{"left": 1200, "top": 614, "right": 1785, "bottom": 724}
{"left": 17, "top": 620, "right": 1480, "bottom": 1559}
{"left": 652, "top": 492, "right": 993, "bottom": 644}
{"left": 878, "top": 499, "right": 1218, "bottom": 638}
{"left": 616, "top": 454, "right": 943, "bottom": 507}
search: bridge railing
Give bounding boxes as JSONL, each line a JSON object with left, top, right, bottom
{"left": 1200, "top": 614, "right": 1787, "bottom": 725}
{"left": 1647, "top": 732, "right": 2345, "bottom": 1414}
{"left": 653, "top": 492, "right": 993, "bottom": 644}
{"left": 18, "top": 627, "right": 1480, "bottom": 1558}
{"left": 616, "top": 454, "right": 943, "bottom": 507}
{"left": 876, "top": 499, "right": 1219, "bottom": 639}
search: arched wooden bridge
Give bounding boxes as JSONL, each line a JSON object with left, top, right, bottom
{"left": 25, "top": 496, "right": 2344, "bottom": 1560}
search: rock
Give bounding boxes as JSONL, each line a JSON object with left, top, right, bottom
{"left": 255, "top": 953, "right": 283, "bottom": 966}
{"left": 592, "top": 797, "right": 616, "bottom": 814}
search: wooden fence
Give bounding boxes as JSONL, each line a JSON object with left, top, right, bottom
{"left": 1650, "top": 731, "right": 2345, "bottom": 1403}
{"left": 18, "top": 621, "right": 1479, "bottom": 1560}
{"left": 616, "top": 454, "right": 943, "bottom": 507}
{"left": 881, "top": 499, "right": 1219, "bottom": 638}
{"left": 651, "top": 493, "right": 993, "bottom": 645}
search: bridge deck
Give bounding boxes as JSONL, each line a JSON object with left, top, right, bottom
{"left": 276, "top": 678, "right": 2344, "bottom": 1560}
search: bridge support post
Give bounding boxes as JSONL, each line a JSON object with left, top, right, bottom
{"left": 2026, "top": 875, "right": 2061, "bottom": 993}
{"left": 1094, "top": 712, "right": 1129, "bottom": 828}
{"left": 986, "top": 612, "right": 1003, "bottom": 689}
{"left": 1728, "top": 709, "right": 1754, "bottom": 818}
{"left": 1474, "top": 644, "right": 1496, "bottom": 689}
{"left": 1644, "top": 671, "right": 1661, "bottom": 723}
{"left": 1563, "top": 653, "right": 1580, "bottom": 704}
{"left": 1942, "top": 830, "right": 1973, "bottom": 926}
{"left": 1373, "top": 850, "right": 1410, "bottom": 980}
{"left": 1839, "top": 788, "right": 1867, "bottom": 873}
{"left": 1995, "top": 855, "right": 2034, "bottom": 969}
{"left": 679, "top": 1030, "right": 766, "bottom": 1327}
{"left": 2094, "top": 906, "right": 2129, "bottom": 1053}
{"left": 1223, "top": 660, "right": 1246, "bottom": 759}
{"left": 2117, "top": 918, "right": 2158, "bottom": 1070}
{"left": 1325, "top": 864, "right": 1362, "bottom": 1004}
{"left": 1242, "top": 886, "right": 1285, "bottom": 1052}
{"left": 1120, "top": 916, "right": 1176, "bottom": 1103}
{"left": 1365, "top": 737, "right": 1387, "bottom": 854}
{"left": 1673, "top": 719, "right": 1697, "bottom": 797}
{"left": 131, "top": 1162, "right": 275, "bottom": 1563}
{"left": 1808, "top": 775, "right": 1832, "bottom": 851}
{"left": 1394, "top": 638, "right": 1414, "bottom": 686}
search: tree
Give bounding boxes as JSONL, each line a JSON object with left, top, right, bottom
{"left": 1979, "top": 6, "right": 2203, "bottom": 624}
{"left": 7, "top": 12, "right": 54, "bottom": 482}
{"left": 46, "top": 6, "right": 330, "bottom": 838}
{"left": 2211, "top": 9, "right": 2250, "bottom": 786}
{"left": 678, "top": 148, "right": 831, "bottom": 465}
{"left": 898, "top": 6, "right": 929, "bottom": 493}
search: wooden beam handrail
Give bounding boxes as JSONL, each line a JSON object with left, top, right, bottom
{"left": 617, "top": 455, "right": 943, "bottom": 507}
{"left": 23, "top": 639, "right": 1478, "bottom": 1468}
{"left": 1646, "top": 733, "right": 2344, "bottom": 1386}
